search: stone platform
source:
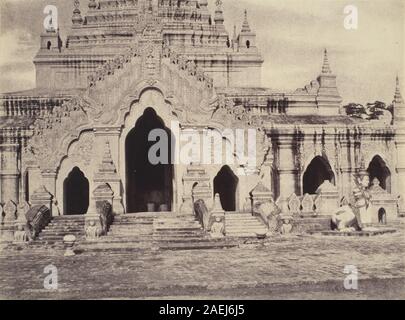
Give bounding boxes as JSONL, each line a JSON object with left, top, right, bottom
{"left": 294, "top": 216, "right": 333, "bottom": 233}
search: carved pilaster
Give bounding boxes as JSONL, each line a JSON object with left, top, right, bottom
{"left": 339, "top": 141, "right": 355, "bottom": 199}
{"left": 276, "top": 133, "right": 299, "bottom": 203}
{"left": 0, "top": 144, "right": 20, "bottom": 204}
{"left": 92, "top": 138, "right": 122, "bottom": 214}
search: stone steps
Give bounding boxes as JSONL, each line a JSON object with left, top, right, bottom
{"left": 7, "top": 212, "right": 251, "bottom": 252}
{"left": 102, "top": 213, "right": 234, "bottom": 251}
{"left": 105, "top": 213, "right": 155, "bottom": 247}
{"left": 42, "top": 227, "right": 84, "bottom": 232}
{"left": 150, "top": 215, "right": 237, "bottom": 250}
{"left": 159, "top": 242, "right": 237, "bottom": 251}
{"left": 33, "top": 215, "right": 86, "bottom": 246}
{"left": 225, "top": 213, "right": 267, "bottom": 237}
{"left": 110, "top": 221, "right": 152, "bottom": 225}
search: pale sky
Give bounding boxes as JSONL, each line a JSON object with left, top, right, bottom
{"left": 0, "top": 0, "right": 404, "bottom": 105}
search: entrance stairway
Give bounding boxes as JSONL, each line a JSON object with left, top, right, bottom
{"left": 32, "top": 215, "right": 86, "bottom": 249}
{"left": 94, "top": 213, "right": 157, "bottom": 250}
{"left": 225, "top": 212, "right": 267, "bottom": 238}
{"left": 153, "top": 214, "right": 236, "bottom": 250}
{"left": 6, "top": 212, "right": 266, "bottom": 252}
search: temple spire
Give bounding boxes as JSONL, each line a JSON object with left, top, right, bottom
{"left": 321, "top": 49, "right": 332, "bottom": 74}
{"left": 214, "top": 0, "right": 224, "bottom": 25}
{"left": 393, "top": 75, "right": 405, "bottom": 123}
{"left": 316, "top": 49, "right": 342, "bottom": 115}
{"left": 394, "top": 75, "right": 403, "bottom": 104}
{"left": 241, "top": 9, "right": 251, "bottom": 33}
{"left": 88, "top": 0, "right": 97, "bottom": 9}
{"left": 72, "top": 0, "right": 83, "bottom": 25}
{"left": 232, "top": 24, "right": 238, "bottom": 50}
{"left": 199, "top": 0, "right": 208, "bottom": 8}
{"left": 99, "top": 140, "right": 117, "bottom": 173}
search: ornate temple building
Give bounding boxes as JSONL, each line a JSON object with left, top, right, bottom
{"left": 0, "top": 0, "right": 404, "bottom": 238}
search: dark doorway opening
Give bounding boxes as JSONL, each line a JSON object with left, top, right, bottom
{"left": 24, "top": 171, "right": 29, "bottom": 202}
{"left": 63, "top": 167, "right": 89, "bottom": 215}
{"left": 367, "top": 156, "right": 391, "bottom": 192}
{"left": 214, "top": 166, "right": 239, "bottom": 211}
{"left": 125, "top": 108, "right": 174, "bottom": 213}
{"left": 303, "top": 156, "right": 335, "bottom": 194}
{"left": 378, "top": 208, "right": 387, "bottom": 224}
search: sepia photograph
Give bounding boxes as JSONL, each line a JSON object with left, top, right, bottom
{"left": 0, "top": 0, "right": 404, "bottom": 304}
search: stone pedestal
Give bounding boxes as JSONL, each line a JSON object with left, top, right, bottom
{"left": 16, "top": 201, "right": 30, "bottom": 223}
{"left": 210, "top": 194, "right": 225, "bottom": 235}
{"left": 250, "top": 181, "right": 273, "bottom": 211}
{"left": 192, "top": 181, "right": 213, "bottom": 210}
{"left": 180, "top": 163, "right": 211, "bottom": 214}
{"left": 250, "top": 181, "right": 280, "bottom": 232}
{"left": 0, "top": 200, "right": 17, "bottom": 242}
{"left": 368, "top": 178, "right": 398, "bottom": 223}
{"left": 13, "top": 201, "right": 31, "bottom": 243}
{"left": 316, "top": 180, "right": 339, "bottom": 215}
{"left": 92, "top": 183, "right": 114, "bottom": 208}
{"left": 31, "top": 186, "right": 53, "bottom": 215}
{"left": 86, "top": 183, "right": 114, "bottom": 239}
{"left": 301, "top": 194, "right": 315, "bottom": 216}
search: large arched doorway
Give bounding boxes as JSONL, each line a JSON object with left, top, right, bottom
{"left": 63, "top": 167, "right": 89, "bottom": 215}
{"left": 303, "top": 156, "right": 335, "bottom": 194}
{"left": 125, "top": 108, "right": 174, "bottom": 213}
{"left": 367, "top": 156, "right": 391, "bottom": 192}
{"left": 214, "top": 166, "right": 239, "bottom": 211}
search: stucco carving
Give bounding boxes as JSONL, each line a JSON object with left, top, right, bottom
{"left": 69, "top": 134, "right": 94, "bottom": 167}
{"left": 24, "top": 97, "right": 91, "bottom": 171}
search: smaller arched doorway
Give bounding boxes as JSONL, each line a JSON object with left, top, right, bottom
{"left": 63, "top": 167, "right": 89, "bottom": 215}
{"left": 367, "top": 156, "right": 391, "bottom": 192}
{"left": 378, "top": 208, "right": 387, "bottom": 225}
{"left": 214, "top": 166, "right": 239, "bottom": 212}
{"left": 303, "top": 156, "right": 335, "bottom": 194}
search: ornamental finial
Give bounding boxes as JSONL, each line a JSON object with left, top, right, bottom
{"left": 321, "top": 49, "right": 332, "bottom": 74}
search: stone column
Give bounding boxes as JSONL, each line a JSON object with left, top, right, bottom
{"left": 396, "top": 129, "right": 405, "bottom": 202}
{"left": 260, "top": 145, "right": 274, "bottom": 195}
{"left": 0, "top": 144, "right": 20, "bottom": 204}
{"left": 276, "top": 135, "right": 298, "bottom": 203}
{"left": 339, "top": 141, "right": 355, "bottom": 199}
